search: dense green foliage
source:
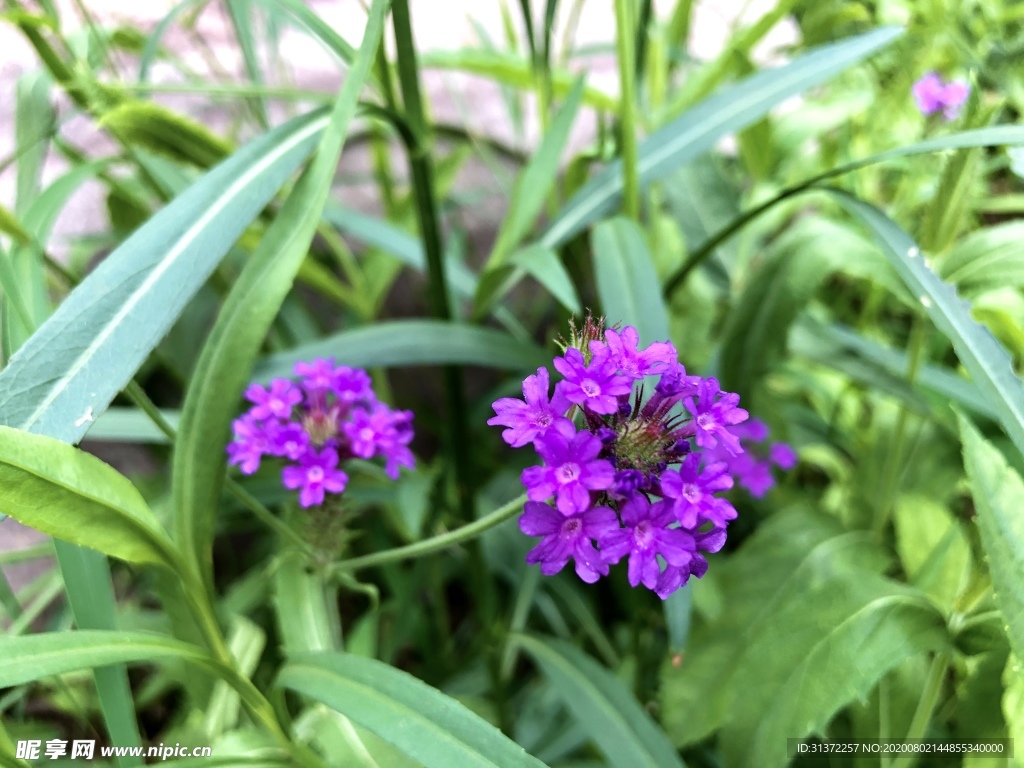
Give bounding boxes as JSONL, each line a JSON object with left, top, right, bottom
{"left": 1, "top": 0, "right": 1024, "bottom": 766}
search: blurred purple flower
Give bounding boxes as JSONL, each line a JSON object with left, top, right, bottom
{"left": 227, "top": 415, "right": 279, "bottom": 475}
{"left": 684, "top": 377, "right": 748, "bottom": 455}
{"left": 282, "top": 447, "right": 348, "bottom": 508}
{"left": 913, "top": 72, "right": 970, "bottom": 120}
{"left": 245, "top": 379, "right": 302, "bottom": 420}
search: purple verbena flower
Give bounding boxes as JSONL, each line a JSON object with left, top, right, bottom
{"left": 245, "top": 379, "right": 302, "bottom": 420}
{"left": 770, "top": 442, "right": 798, "bottom": 470}
{"left": 282, "top": 447, "right": 348, "bottom": 508}
{"left": 591, "top": 326, "right": 677, "bottom": 380}
{"left": 227, "top": 415, "right": 279, "bottom": 475}
{"left": 654, "top": 526, "right": 726, "bottom": 599}
{"left": 333, "top": 366, "right": 374, "bottom": 403}
{"left": 488, "top": 367, "right": 572, "bottom": 448}
{"left": 294, "top": 358, "right": 341, "bottom": 394}
{"left": 553, "top": 347, "right": 631, "bottom": 415}
{"left": 660, "top": 453, "right": 736, "bottom": 528}
{"left": 600, "top": 495, "right": 696, "bottom": 590}
{"left": 270, "top": 422, "right": 311, "bottom": 461}
{"left": 684, "top": 377, "right": 748, "bottom": 455}
{"left": 344, "top": 404, "right": 416, "bottom": 479}
{"left": 520, "top": 501, "right": 619, "bottom": 583}
{"left": 912, "top": 72, "right": 970, "bottom": 120}
{"left": 521, "top": 423, "right": 615, "bottom": 514}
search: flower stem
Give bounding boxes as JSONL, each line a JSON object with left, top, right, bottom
{"left": 332, "top": 494, "right": 526, "bottom": 574}
{"left": 900, "top": 652, "right": 950, "bottom": 765}
{"left": 614, "top": 0, "right": 641, "bottom": 221}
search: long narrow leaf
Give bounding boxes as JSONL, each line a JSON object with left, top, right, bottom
{"left": 833, "top": 193, "right": 1024, "bottom": 460}
{"left": 515, "top": 635, "right": 685, "bottom": 768}
{"left": 539, "top": 26, "right": 902, "bottom": 250}
{"left": 171, "top": 0, "right": 388, "bottom": 591}
{"left": 0, "top": 108, "right": 328, "bottom": 444}
{"left": 278, "top": 652, "right": 550, "bottom": 768}
{"left": 253, "top": 321, "right": 548, "bottom": 382}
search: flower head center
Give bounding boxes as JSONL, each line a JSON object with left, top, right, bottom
{"left": 580, "top": 379, "right": 601, "bottom": 397}
{"left": 556, "top": 462, "right": 581, "bottom": 484}
{"left": 562, "top": 517, "right": 582, "bottom": 537}
{"left": 634, "top": 520, "right": 654, "bottom": 548}
{"left": 303, "top": 410, "right": 339, "bottom": 446}
{"left": 307, "top": 466, "right": 324, "bottom": 483}
{"left": 696, "top": 413, "right": 715, "bottom": 430}
{"left": 682, "top": 483, "right": 701, "bottom": 502}
{"left": 359, "top": 426, "right": 376, "bottom": 442}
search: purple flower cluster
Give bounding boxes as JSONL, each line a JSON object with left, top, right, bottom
{"left": 228, "top": 358, "right": 414, "bottom": 508}
{"left": 912, "top": 72, "right": 969, "bottom": 120}
{"left": 489, "top": 318, "right": 796, "bottom": 599}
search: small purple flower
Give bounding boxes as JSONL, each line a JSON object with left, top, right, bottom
{"left": 684, "top": 378, "right": 748, "bottom": 455}
{"left": 227, "top": 415, "right": 279, "bottom": 475}
{"left": 521, "top": 423, "right": 615, "bottom": 514}
{"left": 270, "top": 422, "right": 311, "bottom": 461}
{"left": 520, "top": 501, "right": 619, "bottom": 583}
{"left": 912, "top": 72, "right": 970, "bottom": 120}
{"left": 282, "top": 447, "right": 348, "bottom": 508}
{"left": 245, "top": 379, "right": 302, "bottom": 420}
{"left": 334, "top": 366, "right": 374, "bottom": 403}
{"left": 609, "top": 469, "right": 647, "bottom": 500}
{"left": 654, "top": 526, "right": 726, "bottom": 599}
{"left": 654, "top": 361, "right": 702, "bottom": 399}
{"left": 770, "top": 442, "right": 798, "bottom": 470}
{"left": 600, "top": 496, "right": 696, "bottom": 590}
{"left": 553, "top": 347, "right": 631, "bottom": 415}
{"left": 488, "top": 367, "right": 572, "bottom": 448}
{"left": 344, "top": 404, "right": 416, "bottom": 478}
{"left": 660, "top": 453, "right": 736, "bottom": 528}
{"left": 295, "top": 358, "right": 340, "bottom": 393}
{"left": 591, "top": 326, "right": 677, "bottom": 379}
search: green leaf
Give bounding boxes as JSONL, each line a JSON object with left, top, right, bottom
{"left": 539, "top": 26, "right": 902, "bottom": 250}
{"left": 420, "top": 49, "right": 615, "bottom": 111}
{"left": 892, "top": 494, "right": 971, "bottom": 611}
{"left": 514, "top": 635, "right": 685, "bottom": 768}
{"left": 488, "top": 78, "right": 583, "bottom": 269}
{"left": 226, "top": 0, "right": 268, "bottom": 127}
{"left": 206, "top": 615, "right": 267, "bottom": 737}
{"left": 171, "top": 0, "right": 388, "bottom": 591}
{"left": 253, "top": 321, "right": 548, "bottom": 382}
{"left": 0, "top": 108, "right": 328, "bottom": 444}
{"left": 14, "top": 71, "right": 53, "bottom": 215}
{"left": 593, "top": 217, "right": 670, "bottom": 343}
{"left": 718, "top": 575, "right": 948, "bottom": 768}
{"left": 0, "top": 630, "right": 266, "bottom": 714}
{"left": 0, "top": 426, "right": 177, "bottom": 568}
{"left": 278, "top": 652, "right": 550, "bottom": 768}
{"left": 85, "top": 406, "right": 180, "bottom": 443}
{"left": 474, "top": 245, "right": 581, "bottom": 318}
{"left": 939, "top": 222, "right": 1024, "bottom": 296}
{"left": 52, "top": 542, "right": 144, "bottom": 765}
{"left": 959, "top": 415, "right": 1024, "bottom": 664}
{"left": 99, "top": 101, "right": 232, "bottom": 168}
{"left": 833, "top": 193, "right": 1024, "bottom": 461}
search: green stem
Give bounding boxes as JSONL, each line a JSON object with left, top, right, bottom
{"left": 614, "top": 0, "right": 640, "bottom": 221}
{"left": 390, "top": 0, "right": 475, "bottom": 527}
{"left": 899, "top": 652, "right": 950, "bottom": 765}
{"left": 872, "top": 318, "right": 927, "bottom": 535}
{"left": 332, "top": 494, "right": 525, "bottom": 574}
